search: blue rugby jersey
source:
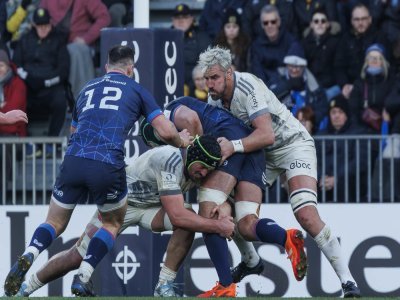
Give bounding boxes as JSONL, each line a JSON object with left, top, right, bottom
{"left": 67, "top": 72, "right": 162, "bottom": 167}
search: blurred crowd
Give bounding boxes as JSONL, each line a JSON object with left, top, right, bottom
{"left": 0, "top": 0, "right": 399, "bottom": 201}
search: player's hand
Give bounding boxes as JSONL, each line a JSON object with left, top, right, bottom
{"left": 178, "top": 129, "right": 193, "bottom": 148}
{"left": 217, "top": 137, "right": 235, "bottom": 164}
{"left": 3, "top": 110, "right": 28, "bottom": 124}
{"left": 217, "top": 216, "right": 235, "bottom": 240}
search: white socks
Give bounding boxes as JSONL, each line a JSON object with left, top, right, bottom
{"left": 232, "top": 229, "right": 260, "bottom": 267}
{"left": 314, "top": 225, "right": 355, "bottom": 284}
{"left": 23, "top": 273, "right": 44, "bottom": 295}
{"left": 24, "top": 246, "right": 39, "bottom": 260}
{"left": 78, "top": 261, "right": 94, "bottom": 283}
{"left": 159, "top": 265, "right": 177, "bottom": 284}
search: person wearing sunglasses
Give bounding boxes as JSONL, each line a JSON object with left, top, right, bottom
{"left": 250, "top": 5, "right": 297, "bottom": 85}
{"left": 301, "top": 8, "right": 341, "bottom": 101}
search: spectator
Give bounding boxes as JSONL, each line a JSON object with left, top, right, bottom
{"left": 293, "top": 0, "right": 338, "bottom": 38}
{"left": 316, "top": 96, "right": 368, "bottom": 202}
{"left": 295, "top": 105, "right": 316, "bottom": 135}
{"left": 0, "top": 0, "right": 9, "bottom": 49}
{"left": 6, "top": 0, "right": 40, "bottom": 47}
{"left": 40, "top": 0, "right": 111, "bottom": 98}
{"left": 13, "top": 8, "right": 69, "bottom": 143}
{"left": 214, "top": 8, "right": 250, "bottom": 72}
{"left": 190, "top": 65, "right": 208, "bottom": 102}
{"left": 171, "top": 3, "right": 210, "bottom": 96}
{"left": 242, "top": 0, "right": 295, "bottom": 40}
{"left": 301, "top": 8, "right": 341, "bottom": 100}
{"left": 0, "top": 49, "right": 27, "bottom": 137}
{"left": 198, "top": 0, "right": 246, "bottom": 41}
{"left": 250, "top": 5, "right": 297, "bottom": 85}
{"left": 269, "top": 42, "right": 328, "bottom": 126}
{"left": 349, "top": 43, "right": 395, "bottom": 133}
{"left": 334, "top": 4, "right": 389, "bottom": 99}
{"left": 101, "top": 0, "right": 131, "bottom": 28}
{"left": 370, "top": 0, "right": 400, "bottom": 44}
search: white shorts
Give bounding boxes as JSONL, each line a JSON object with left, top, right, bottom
{"left": 265, "top": 138, "right": 317, "bottom": 186}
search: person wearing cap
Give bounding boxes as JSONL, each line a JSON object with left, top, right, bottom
{"left": 171, "top": 3, "right": 210, "bottom": 96}
{"left": 250, "top": 5, "right": 297, "bottom": 85}
{"left": 13, "top": 7, "right": 69, "bottom": 144}
{"left": 269, "top": 42, "right": 328, "bottom": 127}
{"left": 334, "top": 4, "right": 390, "bottom": 99}
{"left": 13, "top": 135, "right": 234, "bottom": 297}
{"left": 214, "top": 8, "right": 250, "bottom": 72}
{"left": 349, "top": 43, "right": 395, "bottom": 133}
{"left": 316, "top": 95, "right": 368, "bottom": 202}
{"left": 0, "top": 49, "right": 27, "bottom": 135}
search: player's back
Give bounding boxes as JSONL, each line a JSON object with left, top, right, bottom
{"left": 67, "top": 72, "right": 160, "bottom": 167}
{"left": 166, "top": 96, "right": 251, "bottom": 139}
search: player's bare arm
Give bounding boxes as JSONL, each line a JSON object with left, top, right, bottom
{"left": 160, "top": 194, "right": 234, "bottom": 239}
{"left": 151, "top": 114, "right": 192, "bottom": 147}
{"left": 173, "top": 105, "right": 204, "bottom": 136}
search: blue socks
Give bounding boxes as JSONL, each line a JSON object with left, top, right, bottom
{"left": 255, "top": 218, "right": 287, "bottom": 247}
{"left": 83, "top": 227, "right": 115, "bottom": 268}
{"left": 29, "top": 223, "right": 56, "bottom": 253}
{"left": 203, "top": 233, "right": 233, "bottom": 286}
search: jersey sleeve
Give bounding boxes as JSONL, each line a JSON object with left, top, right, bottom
{"left": 239, "top": 75, "right": 270, "bottom": 122}
{"left": 137, "top": 85, "right": 163, "bottom": 123}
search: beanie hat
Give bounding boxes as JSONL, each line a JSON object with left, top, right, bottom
{"left": 173, "top": 3, "right": 191, "bottom": 16}
{"left": 222, "top": 8, "right": 242, "bottom": 27}
{"left": 33, "top": 8, "right": 51, "bottom": 25}
{"left": 365, "top": 43, "right": 386, "bottom": 59}
{"left": 329, "top": 95, "right": 350, "bottom": 116}
{"left": 0, "top": 50, "right": 9, "bottom": 65}
{"left": 283, "top": 43, "right": 307, "bottom": 66}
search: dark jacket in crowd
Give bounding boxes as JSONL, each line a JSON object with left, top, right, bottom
{"left": 269, "top": 67, "right": 328, "bottom": 126}
{"left": 13, "top": 28, "right": 70, "bottom": 92}
{"left": 334, "top": 26, "right": 389, "bottom": 87}
{"left": 198, "top": 0, "right": 246, "bottom": 41}
{"left": 251, "top": 29, "right": 297, "bottom": 84}
{"left": 242, "top": 0, "right": 296, "bottom": 40}
{"left": 349, "top": 72, "right": 395, "bottom": 132}
{"left": 316, "top": 117, "right": 368, "bottom": 202}
{"left": 370, "top": 0, "right": 400, "bottom": 43}
{"left": 384, "top": 73, "right": 400, "bottom": 134}
{"left": 174, "top": 24, "right": 211, "bottom": 90}
{"left": 301, "top": 31, "right": 339, "bottom": 88}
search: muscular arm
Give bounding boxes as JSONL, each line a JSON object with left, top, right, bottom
{"left": 242, "top": 113, "right": 275, "bottom": 151}
{"left": 151, "top": 115, "right": 190, "bottom": 148}
{"left": 160, "top": 194, "right": 233, "bottom": 238}
{"left": 173, "top": 105, "right": 203, "bottom": 136}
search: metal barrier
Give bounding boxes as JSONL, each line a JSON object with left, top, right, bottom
{"left": 265, "top": 135, "right": 400, "bottom": 203}
{"left": 1, "top": 135, "right": 399, "bottom": 205}
{"left": 0, "top": 137, "right": 67, "bottom": 205}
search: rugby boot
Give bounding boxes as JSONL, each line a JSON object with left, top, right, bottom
{"left": 4, "top": 253, "right": 34, "bottom": 296}
{"left": 197, "top": 282, "right": 236, "bottom": 298}
{"left": 285, "top": 229, "right": 307, "bottom": 281}
{"left": 342, "top": 281, "right": 361, "bottom": 298}
{"left": 231, "top": 259, "right": 264, "bottom": 283}
{"left": 71, "top": 274, "right": 96, "bottom": 297}
{"left": 154, "top": 280, "right": 179, "bottom": 297}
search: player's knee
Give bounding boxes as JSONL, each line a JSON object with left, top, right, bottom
{"left": 237, "top": 215, "right": 258, "bottom": 241}
{"left": 289, "top": 188, "right": 317, "bottom": 214}
{"left": 197, "top": 187, "right": 228, "bottom": 205}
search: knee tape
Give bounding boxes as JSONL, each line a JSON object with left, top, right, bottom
{"left": 235, "top": 201, "right": 260, "bottom": 222}
{"left": 289, "top": 188, "right": 317, "bottom": 213}
{"left": 197, "top": 187, "right": 227, "bottom": 205}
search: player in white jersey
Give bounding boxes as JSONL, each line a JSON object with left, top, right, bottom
{"left": 197, "top": 46, "right": 360, "bottom": 298}
{"left": 15, "top": 135, "right": 235, "bottom": 297}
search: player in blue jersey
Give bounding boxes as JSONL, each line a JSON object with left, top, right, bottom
{"left": 143, "top": 96, "right": 307, "bottom": 297}
{"left": 3, "top": 45, "right": 191, "bottom": 297}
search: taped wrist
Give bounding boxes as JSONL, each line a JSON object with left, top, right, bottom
{"left": 232, "top": 139, "right": 244, "bottom": 153}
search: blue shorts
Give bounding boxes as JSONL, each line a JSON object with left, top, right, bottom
{"left": 52, "top": 155, "right": 127, "bottom": 208}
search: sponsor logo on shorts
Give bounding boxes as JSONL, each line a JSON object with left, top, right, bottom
{"left": 107, "top": 190, "right": 118, "bottom": 200}
{"left": 53, "top": 187, "right": 63, "bottom": 197}
{"left": 262, "top": 172, "right": 267, "bottom": 185}
{"left": 290, "top": 160, "right": 311, "bottom": 170}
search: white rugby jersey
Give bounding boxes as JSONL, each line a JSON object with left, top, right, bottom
{"left": 125, "top": 145, "right": 195, "bottom": 208}
{"left": 208, "top": 72, "right": 312, "bottom": 151}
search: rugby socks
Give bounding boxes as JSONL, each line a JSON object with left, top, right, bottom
{"left": 255, "top": 218, "right": 287, "bottom": 247}
{"left": 78, "top": 227, "right": 115, "bottom": 283}
{"left": 159, "top": 265, "right": 177, "bottom": 284}
{"left": 22, "top": 273, "right": 44, "bottom": 296}
{"left": 232, "top": 228, "right": 260, "bottom": 267}
{"left": 27, "top": 223, "right": 56, "bottom": 258}
{"left": 203, "top": 233, "right": 233, "bottom": 287}
{"left": 314, "top": 225, "right": 355, "bottom": 284}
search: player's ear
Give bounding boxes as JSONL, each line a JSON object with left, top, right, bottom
{"left": 226, "top": 67, "right": 233, "bottom": 78}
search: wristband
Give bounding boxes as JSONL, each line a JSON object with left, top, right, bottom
{"left": 232, "top": 139, "right": 244, "bottom": 153}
